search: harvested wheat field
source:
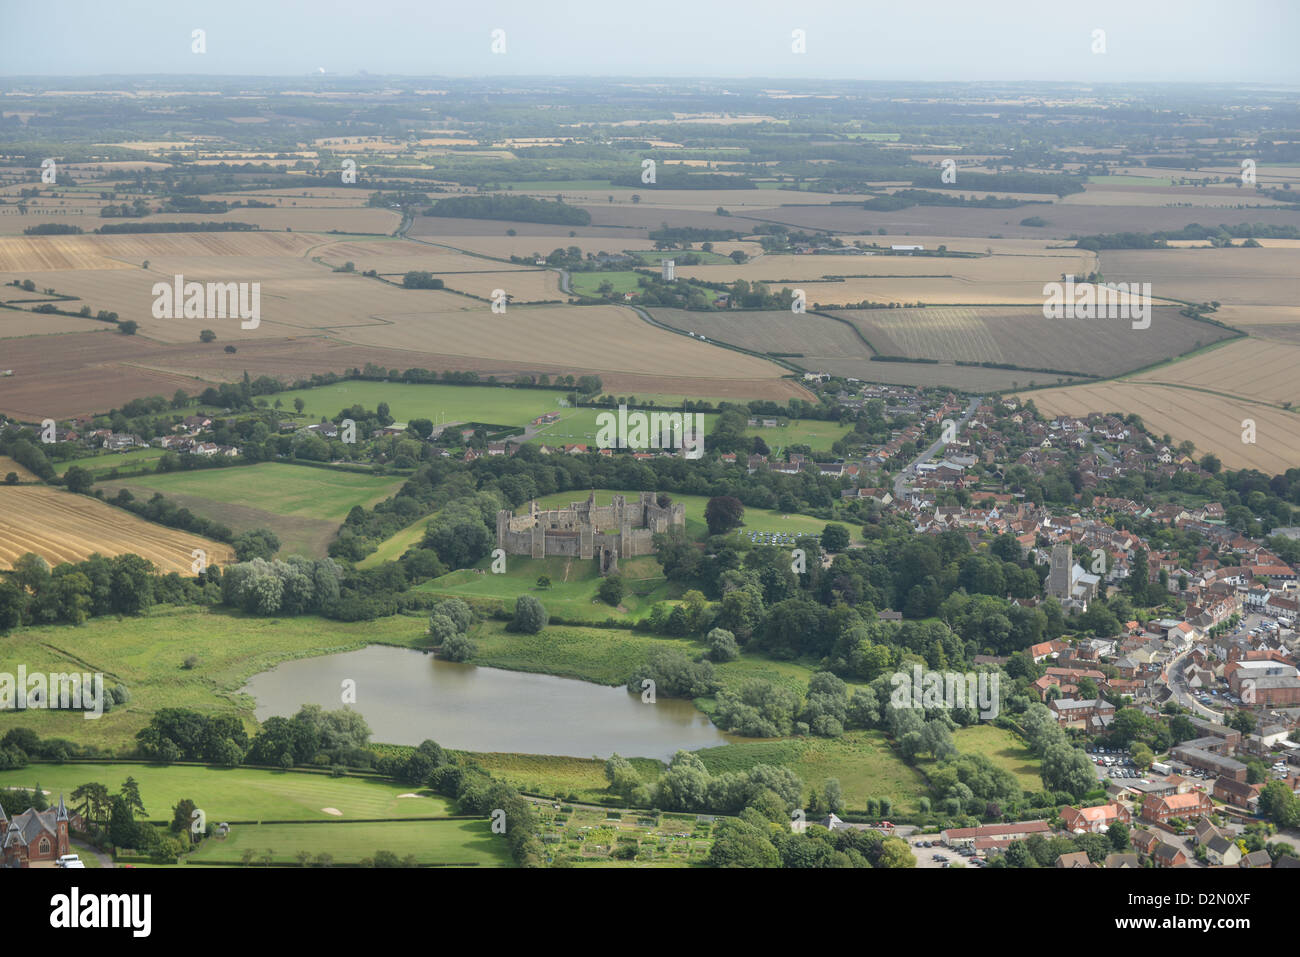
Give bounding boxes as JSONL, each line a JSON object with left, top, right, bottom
{"left": 831, "top": 306, "right": 1229, "bottom": 377}
{"left": 313, "top": 239, "right": 527, "bottom": 273}
{"left": 439, "top": 270, "right": 561, "bottom": 300}
{"left": 1127, "top": 338, "right": 1300, "bottom": 408}
{"left": 0, "top": 456, "right": 39, "bottom": 481}
{"left": 332, "top": 302, "right": 788, "bottom": 382}
{"left": 1100, "top": 248, "right": 1300, "bottom": 307}
{"left": 0, "top": 486, "right": 235, "bottom": 573}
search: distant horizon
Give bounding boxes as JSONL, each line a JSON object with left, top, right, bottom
{"left": 1, "top": 0, "right": 1296, "bottom": 84}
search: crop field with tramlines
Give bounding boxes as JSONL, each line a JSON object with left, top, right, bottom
{"left": 832, "top": 305, "right": 1232, "bottom": 378}
{"left": 0, "top": 485, "right": 235, "bottom": 572}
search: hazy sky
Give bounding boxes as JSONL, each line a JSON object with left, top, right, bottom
{"left": 2, "top": 0, "right": 1297, "bottom": 83}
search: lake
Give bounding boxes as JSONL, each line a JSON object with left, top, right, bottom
{"left": 240, "top": 644, "right": 734, "bottom": 760}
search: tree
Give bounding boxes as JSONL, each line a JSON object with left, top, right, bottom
{"left": 597, "top": 574, "right": 624, "bottom": 606}
{"left": 820, "top": 523, "right": 850, "bottom": 552}
{"left": 1130, "top": 743, "right": 1153, "bottom": 770}
{"left": 199, "top": 329, "right": 217, "bottom": 343}
{"left": 439, "top": 631, "right": 476, "bottom": 662}
{"left": 536, "top": 575, "right": 551, "bottom": 590}
{"left": 171, "top": 798, "right": 198, "bottom": 836}
{"left": 118, "top": 320, "right": 138, "bottom": 335}
{"left": 512, "top": 595, "right": 548, "bottom": 634}
{"left": 293, "top": 397, "right": 306, "bottom": 414}
{"left": 706, "top": 627, "right": 740, "bottom": 662}
{"left": 705, "top": 495, "right": 745, "bottom": 535}
{"left": 63, "top": 466, "right": 93, "bottom": 494}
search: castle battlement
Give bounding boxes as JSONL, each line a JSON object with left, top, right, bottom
{"left": 495, "top": 491, "right": 685, "bottom": 574}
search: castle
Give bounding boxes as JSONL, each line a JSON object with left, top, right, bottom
{"left": 496, "top": 492, "right": 685, "bottom": 575}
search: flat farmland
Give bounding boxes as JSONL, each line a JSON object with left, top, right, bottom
{"left": 440, "top": 269, "right": 561, "bottom": 301}
{"left": 0, "top": 485, "right": 235, "bottom": 572}
{"left": 1022, "top": 381, "right": 1300, "bottom": 474}
{"left": 408, "top": 214, "right": 655, "bottom": 241}
{"left": 806, "top": 356, "right": 1039, "bottom": 391}
{"left": 673, "top": 248, "right": 1100, "bottom": 306}
{"left": 741, "top": 202, "right": 1300, "bottom": 241}
{"left": 1127, "top": 338, "right": 1300, "bottom": 407}
{"left": 330, "top": 302, "right": 792, "bottom": 384}
{"left": 0, "top": 330, "right": 204, "bottom": 419}
{"left": 1100, "top": 247, "right": 1300, "bottom": 307}
{"left": 313, "top": 238, "right": 524, "bottom": 273}
{"left": 830, "top": 305, "right": 1228, "bottom": 376}
{"left": 433, "top": 234, "right": 658, "bottom": 259}
{"left": 273, "top": 381, "right": 568, "bottom": 425}
{"left": 1211, "top": 305, "right": 1300, "bottom": 345}
{"left": 0, "top": 309, "right": 110, "bottom": 338}
{"left": 647, "top": 307, "right": 870, "bottom": 362}
{"left": 98, "top": 463, "right": 406, "bottom": 558}
{"left": 0, "top": 205, "right": 398, "bottom": 236}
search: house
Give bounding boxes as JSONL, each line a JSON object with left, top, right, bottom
{"left": 1213, "top": 777, "right": 1261, "bottom": 810}
{"left": 1141, "top": 791, "right": 1214, "bottom": 825}
{"left": 1192, "top": 818, "right": 1227, "bottom": 846}
{"left": 1153, "top": 842, "right": 1189, "bottom": 868}
{"left": 1, "top": 795, "right": 80, "bottom": 867}
{"left": 1060, "top": 803, "right": 1130, "bottom": 833}
{"left": 1055, "top": 851, "right": 1093, "bottom": 868}
{"left": 1104, "top": 852, "right": 1141, "bottom": 869}
{"left": 1240, "top": 849, "right": 1272, "bottom": 869}
{"left": 1131, "top": 828, "right": 1160, "bottom": 855}
{"left": 939, "top": 820, "right": 1052, "bottom": 848}
{"left": 1029, "top": 639, "right": 1069, "bottom": 663}
{"left": 1205, "top": 836, "right": 1242, "bottom": 867}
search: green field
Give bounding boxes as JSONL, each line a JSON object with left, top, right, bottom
{"left": 187, "top": 819, "right": 509, "bottom": 866}
{"left": 948, "top": 724, "right": 1041, "bottom": 792}
{"left": 99, "top": 462, "right": 406, "bottom": 557}
{"left": 569, "top": 270, "right": 643, "bottom": 297}
{"left": 528, "top": 407, "right": 718, "bottom": 448}
{"left": 0, "top": 763, "right": 456, "bottom": 822}
{"left": 417, "top": 555, "right": 674, "bottom": 622}
{"left": 695, "top": 731, "right": 930, "bottom": 813}
{"left": 357, "top": 515, "right": 434, "bottom": 569}
{"left": 1087, "top": 174, "right": 1176, "bottom": 186}
{"left": 747, "top": 419, "right": 854, "bottom": 453}
{"left": 0, "top": 606, "right": 422, "bottom": 750}
{"left": 273, "top": 381, "right": 568, "bottom": 427}
{"left": 55, "top": 447, "right": 166, "bottom": 477}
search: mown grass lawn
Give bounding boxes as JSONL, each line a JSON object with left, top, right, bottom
{"left": 0, "top": 763, "right": 456, "bottom": 821}
{"left": 357, "top": 514, "right": 434, "bottom": 569}
{"left": 417, "top": 554, "right": 675, "bottom": 623}
{"left": 187, "top": 819, "right": 509, "bottom": 866}
{"left": 102, "top": 462, "right": 405, "bottom": 524}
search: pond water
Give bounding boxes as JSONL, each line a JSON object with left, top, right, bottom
{"left": 240, "top": 644, "right": 734, "bottom": 761}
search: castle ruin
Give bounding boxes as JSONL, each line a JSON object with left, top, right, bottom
{"left": 496, "top": 491, "right": 685, "bottom": 575}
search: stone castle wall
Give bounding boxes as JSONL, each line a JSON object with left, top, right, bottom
{"left": 496, "top": 492, "right": 685, "bottom": 569}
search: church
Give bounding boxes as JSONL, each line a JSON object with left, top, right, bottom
{"left": 1, "top": 795, "right": 81, "bottom": 867}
